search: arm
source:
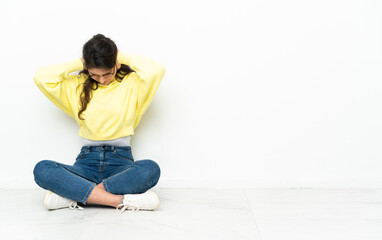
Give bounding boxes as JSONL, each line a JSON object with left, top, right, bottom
{"left": 33, "top": 58, "right": 83, "bottom": 117}
{"left": 117, "top": 51, "right": 166, "bottom": 127}
{"left": 117, "top": 51, "right": 166, "bottom": 95}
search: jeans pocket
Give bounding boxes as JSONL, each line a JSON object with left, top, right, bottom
{"left": 75, "top": 150, "right": 88, "bottom": 161}
{"left": 113, "top": 150, "right": 134, "bottom": 162}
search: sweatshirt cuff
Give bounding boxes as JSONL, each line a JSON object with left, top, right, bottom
{"left": 66, "top": 58, "right": 84, "bottom": 74}
{"left": 117, "top": 52, "right": 132, "bottom": 66}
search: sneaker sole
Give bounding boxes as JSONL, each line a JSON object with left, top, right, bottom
{"left": 153, "top": 192, "right": 160, "bottom": 210}
{"left": 147, "top": 190, "right": 160, "bottom": 210}
{"left": 43, "top": 191, "right": 53, "bottom": 210}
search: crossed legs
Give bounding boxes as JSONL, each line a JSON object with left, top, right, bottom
{"left": 33, "top": 159, "right": 161, "bottom": 208}
{"left": 86, "top": 183, "right": 123, "bottom": 208}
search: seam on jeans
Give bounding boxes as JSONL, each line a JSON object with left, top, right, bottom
{"left": 102, "top": 164, "right": 136, "bottom": 183}
{"left": 76, "top": 151, "right": 88, "bottom": 161}
{"left": 113, "top": 151, "right": 134, "bottom": 162}
{"left": 103, "top": 179, "right": 110, "bottom": 193}
{"left": 55, "top": 163, "right": 96, "bottom": 204}
{"left": 81, "top": 182, "right": 96, "bottom": 205}
{"left": 57, "top": 163, "right": 95, "bottom": 183}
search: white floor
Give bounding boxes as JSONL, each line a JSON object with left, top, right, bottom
{"left": 0, "top": 188, "right": 381, "bottom": 240}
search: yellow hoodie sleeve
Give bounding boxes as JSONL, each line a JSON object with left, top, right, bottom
{"left": 33, "top": 59, "right": 83, "bottom": 118}
{"left": 117, "top": 52, "right": 166, "bottom": 128}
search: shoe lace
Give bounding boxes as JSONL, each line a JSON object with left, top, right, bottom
{"left": 69, "top": 201, "right": 84, "bottom": 210}
{"left": 116, "top": 199, "right": 141, "bottom": 213}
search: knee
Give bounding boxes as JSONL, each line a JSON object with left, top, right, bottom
{"left": 144, "top": 159, "right": 161, "bottom": 181}
{"left": 33, "top": 160, "right": 57, "bottom": 186}
{"left": 138, "top": 159, "right": 161, "bottom": 188}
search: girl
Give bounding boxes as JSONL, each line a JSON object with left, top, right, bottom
{"left": 33, "top": 34, "right": 165, "bottom": 213}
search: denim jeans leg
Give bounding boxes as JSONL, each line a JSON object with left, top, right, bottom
{"left": 102, "top": 159, "right": 161, "bottom": 195}
{"left": 33, "top": 160, "right": 96, "bottom": 204}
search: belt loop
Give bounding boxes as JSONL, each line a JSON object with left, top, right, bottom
{"left": 111, "top": 146, "right": 116, "bottom": 152}
{"left": 86, "top": 146, "right": 90, "bottom": 152}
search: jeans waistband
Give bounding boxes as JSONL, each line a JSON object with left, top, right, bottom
{"left": 81, "top": 145, "right": 131, "bottom": 152}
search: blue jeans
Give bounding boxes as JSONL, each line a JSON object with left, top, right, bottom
{"left": 33, "top": 145, "right": 161, "bottom": 204}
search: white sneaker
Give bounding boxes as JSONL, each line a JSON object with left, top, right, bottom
{"left": 43, "top": 191, "right": 83, "bottom": 210}
{"left": 117, "top": 190, "right": 160, "bottom": 213}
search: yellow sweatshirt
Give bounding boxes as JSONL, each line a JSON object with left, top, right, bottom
{"left": 34, "top": 51, "right": 165, "bottom": 140}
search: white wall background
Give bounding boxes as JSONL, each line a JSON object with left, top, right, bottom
{"left": 0, "top": 0, "right": 381, "bottom": 189}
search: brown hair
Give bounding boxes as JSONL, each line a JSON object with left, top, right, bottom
{"left": 76, "top": 34, "right": 135, "bottom": 120}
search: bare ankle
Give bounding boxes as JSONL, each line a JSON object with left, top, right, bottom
{"left": 112, "top": 195, "right": 123, "bottom": 208}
